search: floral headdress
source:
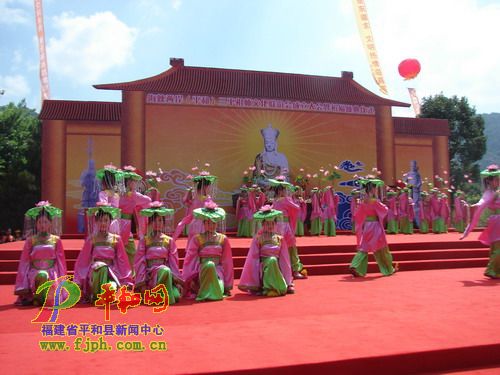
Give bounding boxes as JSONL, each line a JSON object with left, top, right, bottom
{"left": 253, "top": 205, "right": 282, "bottom": 222}
{"left": 23, "top": 201, "right": 63, "bottom": 237}
{"left": 193, "top": 201, "right": 226, "bottom": 223}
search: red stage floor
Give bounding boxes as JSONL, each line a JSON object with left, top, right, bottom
{"left": 0, "top": 267, "right": 498, "bottom": 374}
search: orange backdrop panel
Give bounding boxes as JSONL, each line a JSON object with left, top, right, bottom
{"left": 145, "top": 105, "right": 377, "bottom": 227}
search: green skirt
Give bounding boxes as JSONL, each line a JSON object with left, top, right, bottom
{"left": 261, "top": 256, "right": 288, "bottom": 297}
{"left": 399, "top": 217, "right": 414, "bottom": 234}
{"left": 295, "top": 220, "right": 305, "bottom": 236}
{"left": 324, "top": 218, "right": 336, "bottom": 236}
{"left": 485, "top": 241, "right": 500, "bottom": 279}
{"left": 196, "top": 257, "right": 224, "bottom": 302}
{"left": 386, "top": 219, "right": 399, "bottom": 234}
{"left": 349, "top": 247, "right": 396, "bottom": 277}
{"left": 419, "top": 219, "right": 429, "bottom": 234}
{"left": 310, "top": 218, "right": 323, "bottom": 235}
{"left": 237, "top": 219, "right": 252, "bottom": 237}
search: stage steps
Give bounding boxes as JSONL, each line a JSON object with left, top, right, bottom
{"left": 0, "top": 233, "right": 490, "bottom": 284}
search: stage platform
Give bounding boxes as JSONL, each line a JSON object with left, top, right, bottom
{"left": 0, "top": 267, "right": 498, "bottom": 374}
{"left": 0, "top": 232, "right": 491, "bottom": 284}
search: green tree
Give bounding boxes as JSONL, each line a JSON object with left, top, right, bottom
{"left": 419, "top": 94, "right": 486, "bottom": 193}
{"left": 0, "top": 100, "right": 41, "bottom": 232}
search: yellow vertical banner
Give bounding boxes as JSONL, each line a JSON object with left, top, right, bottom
{"left": 34, "top": 0, "right": 50, "bottom": 101}
{"left": 407, "top": 88, "right": 421, "bottom": 116}
{"left": 352, "top": 0, "right": 388, "bottom": 95}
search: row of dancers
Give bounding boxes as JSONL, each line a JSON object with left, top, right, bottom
{"left": 14, "top": 164, "right": 499, "bottom": 307}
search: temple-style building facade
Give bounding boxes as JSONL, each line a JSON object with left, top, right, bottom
{"left": 39, "top": 58, "right": 449, "bottom": 233}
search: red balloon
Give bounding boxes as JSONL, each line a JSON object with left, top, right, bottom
{"left": 398, "top": 59, "right": 421, "bottom": 80}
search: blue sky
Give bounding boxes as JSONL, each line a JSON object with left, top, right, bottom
{"left": 1, "top": 0, "right": 499, "bottom": 116}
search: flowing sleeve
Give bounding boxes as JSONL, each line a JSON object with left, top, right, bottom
{"left": 173, "top": 213, "right": 194, "bottom": 240}
{"left": 181, "top": 235, "right": 200, "bottom": 284}
{"left": 114, "top": 236, "right": 133, "bottom": 287}
{"left": 168, "top": 237, "right": 182, "bottom": 281}
{"left": 286, "top": 197, "right": 300, "bottom": 235}
{"left": 248, "top": 190, "right": 257, "bottom": 213}
{"left": 55, "top": 237, "right": 67, "bottom": 277}
{"left": 238, "top": 237, "right": 261, "bottom": 291}
{"left": 235, "top": 197, "right": 241, "bottom": 220}
{"left": 278, "top": 236, "right": 293, "bottom": 285}
{"left": 134, "top": 238, "right": 147, "bottom": 287}
{"left": 14, "top": 238, "right": 32, "bottom": 294}
{"left": 74, "top": 238, "right": 93, "bottom": 287}
{"left": 135, "top": 192, "right": 152, "bottom": 208}
{"left": 462, "top": 191, "right": 494, "bottom": 238}
{"left": 98, "top": 190, "right": 109, "bottom": 204}
{"left": 221, "top": 235, "right": 234, "bottom": 290}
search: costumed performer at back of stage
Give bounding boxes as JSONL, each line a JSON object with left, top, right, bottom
{"left": 398, "top": 187, "right": 414, "bottom": 234}
{"left": 239, "top": 205, "right": 294, "bottom": 296}
{"left": 293, "top": 186, "right": 307, "bottom": 236}
{"left": 385, "top": 190, "right": 399, "bottom": 234}
{"left": 418, "top": 191, "right": 431, "bottom": 234}
{"left": 173, "top": 171, "right": 217, "bottom": 240}
{"left": 269, "top": 176, "right": 308, "bottom": 279}
{"left": 182, "top": 202, "right": 233, "bottom": 302}
{"left": 309, "top": 187, "right": 324, "bottom": 236}
{"left": 73, "top": 203, "right": 132, "bottom": 303}
{"left": 349, "top": 176, "right": 398, "bottom": 277}
{"left": 119, "top": 166, "right": 152, "bottom": 272}
{"left": 430, "top": 188, "right": 446, "bottom": 234}
{"left": 460, "top": 165, "right": 500, "bottom": 279}
{"left": 322, "top": 186, "right": 339, "bottom": 237}
{"left": 236, "top": 186, "right": 253, "bottom": 237}
{"left": 96, "top": 164, "right": 125, "bottom": 234}
{"left": 135, "top": 201, "right": 182, "bottom": 304}
{"left": 15, "top": 201, "right": 66, "bottom": 306}
{"left": 453, "top": 190, "right": 469, "bottom": 233}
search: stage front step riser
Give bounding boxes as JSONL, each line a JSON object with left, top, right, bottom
{"left": 0, "top": 247, "right": 490, "bottom": 273}
{"left": 1, "top": 257, "right": 491, "bottom": 285}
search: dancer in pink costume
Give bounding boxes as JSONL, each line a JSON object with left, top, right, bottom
{"left": 322, "top": 186, "right": 339, "bottom": 236}
{"left": 430, "top": 188, "right": 446, "bottom": 233}
{"left": 440, "top": 193, "right": 451, "bottom": 233}
{"left": 350, "top": 189, "right": 361, "bottom": 233}
{"left": 119, "top": 166, "right": 152, "bottom": 272}
{"left": 236, "top": 187, "right": 253, "bottom": 237}
{"left": 15, "top": 201, "right": 66, "bottom": 306}
{"left": 453, "top": 190, "right": 469, "bottom": 233}
{"left": 135, "top": 202, "right": 182, "bottom": 304}
{"left": 239, "top": 205, "right": 294, "bottom": 296}
{"left": 460, "top": 165, "right": 500, "bottom": 278}
{"left": 309, "top": 187, "right": 324, "bottom": 236}
{"left": 293, "top": 186, "right": 307, "bottom": 236}
{"left": 173, "top": 172, "right": 216, "bottom": 240}
{"left": 418, "top": 191, "right": 431, "bottom": 234}
{"left": 385, "top": 190, "right": 399, "bottom": 234}
{"left": 96, "top": 164, "right": 124, "bottom": 234}
{"left": 182, "top": 202, "right": 233, "bottom": 301}
{"left": 74, "top": 204, "right": 132, "bottom": 303}
{"left": 398, "top": 188, "right": 414, "bottom": 234}
{"left": 349, "top": 176, "right": 398, "bottom": 277}
{"left": 270, "top": 176, "right": 307, "bottom": 279}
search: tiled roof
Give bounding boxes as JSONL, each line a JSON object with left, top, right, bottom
{"left": 94, "top": 61, "right": 409, "bottom": 107}
{"left": 394, "top": 117, "right": 450, "bottom": 136}
{"left": 39, "top": 100, "right": 121, "bottom": 121}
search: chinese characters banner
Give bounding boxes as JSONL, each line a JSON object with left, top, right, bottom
{"left": 407, "top": 88, "right": 422, "bottom": 116}
{"left": 352, "top": 0, "right": 388, "bottom": 95}
{"left": 34, "top": 0, "right": 50, "bottom": 101}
